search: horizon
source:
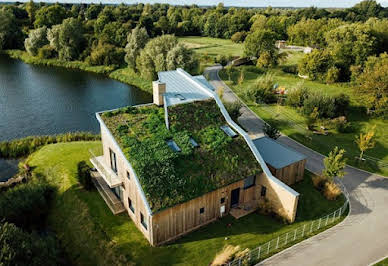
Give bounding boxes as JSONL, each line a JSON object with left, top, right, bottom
{"left": 1, "top": 0, "right": 387, "bottom": 8}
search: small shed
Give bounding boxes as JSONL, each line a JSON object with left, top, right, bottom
{"left": 253, "top": 137, "right": 306, "bottom": 185}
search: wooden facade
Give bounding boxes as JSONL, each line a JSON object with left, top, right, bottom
{"left": 267, "top": 159, "right": 306, "bottom": 186}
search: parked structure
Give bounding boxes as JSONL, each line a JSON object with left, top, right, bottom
{"left": 91, "top": 69, "right": 301, "bottom": 246}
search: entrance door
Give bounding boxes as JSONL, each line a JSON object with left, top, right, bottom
{"left": 230, "top": 188, "right": 240, "bottom": 208}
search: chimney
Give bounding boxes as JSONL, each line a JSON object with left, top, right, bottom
{"left": 153, "top": 81, "right": 166, "bottom": 106}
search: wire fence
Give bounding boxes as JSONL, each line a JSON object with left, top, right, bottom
{"left": 226, "top": 181, "right": 350, "bottom": 266}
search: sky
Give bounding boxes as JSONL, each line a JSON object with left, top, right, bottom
{"left": 1, "top": 0, "right": 387, "bottom": 8}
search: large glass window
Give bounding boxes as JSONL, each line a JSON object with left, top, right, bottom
{"left": 109, "top": 148, "right": 117, "bottom": 173}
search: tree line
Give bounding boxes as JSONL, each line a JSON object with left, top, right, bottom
{"left": 0, "top": 0, "right": 387, "bottom": 114}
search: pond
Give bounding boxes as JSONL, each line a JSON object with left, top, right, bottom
{"left": 0, "top": 55, "right": 152, "bottom": 180}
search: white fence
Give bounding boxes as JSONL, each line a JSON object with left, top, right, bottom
{"left": 226, "top": 181, "right": 350, "bottom": 266}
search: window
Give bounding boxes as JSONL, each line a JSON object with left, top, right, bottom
{"left": 261, "top": 186, "right": 267, "bottom": 197}
{"left": 166, "top": 139, "right": 181, "bottom": 152}
{"left": 140, "top": 212, "right": 147, "bottom": 230}
{"left": 220, "top": 197, "right": 225, "bottom": 204}
{"left": 244, "top": 175, "right": 255, "bottom": 189}
{"left": 127, "top": 171, "right": 130, "bottom": 180}
{"left": 220, "top": 125, "right": 238, "bottom": 138}
{"left": 128, "top": 197, "right": 134, "bottom": 213}
{"left": 189, "top": 138, "right": 199, "bottom": 148}
{"left": 200, "top": 207, "right": 205, "bottom": 214}
{"left": 109, "top": 148, "right": 117, "bottom": 173}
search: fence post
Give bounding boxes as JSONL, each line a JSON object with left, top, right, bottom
{"left": 318, "top": 218, "right": 322, "bottom": 230}
{"left": 325, "top": 214, "right": 329, "bottom": 226}
{"left": 294, "top": 229, "right": 297, "bottom": 241}
{"left": 332, "top": 211, "right": 336, "bottom": 223}
{"left": 302, "top": 224, "right": 306, "bottom": 237}
{"left": 285, "top": 232, "right": 288, "bottom": 246}
{"left": 238, "top": 258, "right": 241, "bottom": 266}
{"left": 276, "top": 236, "right": 279, "bottom": 249}
{"left": 257, "top": 246, "right": 261, "bottom": 260}
{"left": 310, "top": 220, "right": 314, "bottom": 233}
{"left": 267, "top": 241, "right": 270, "bottom": 254}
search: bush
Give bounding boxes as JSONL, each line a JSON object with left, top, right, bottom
{"left": 312, "top": 175, "right": 327, "bottom": 191}
{"left": 302, "top": 92, "right": 335, "bottom": 118}
{"left": 246, "top": 74, "right": 277, "bottom": 104}
{"left": 224, "top": 102, "right": 242, "bottom": 122}
{"left": 77, "top": 161, "right": 93, "bottom": 190}
{"left": 286, "top": 85, "right": 309, "bottom": 107}
{"left": 37, "top": 44, "right": 56, "bottom": 59}
{"left": 211, "top": 245, "right": 242, "bottom": 266}
{"left": 326, "top": 66, "right": 341, "bottom": 84}
{"left": 0, "top": 132, "right": 100, "bottom": 159}
{"left": 263, "top": 123, "right": 281, "bottom": 140}
{"left": 323, "top": 181, "right": 342, "bottom": 200}
{"left": 215, "top": 54, "right": 228, "bottom": 66}
{"left": 333, "top": 93, "right": 350, "bottom": 116}
{"left": 0, "top": 222, "right": 60, "bottom": 266}
{"left": 231, "top": 31, "right": 246, "bottom": 43}
{"left": 87, "top": 42, "right": 124, "bottom": 66}
{"left": 281, "top": 65, "right": 298, "bottom": 74}
{"left": 0, "top": 181, "right": 55, "bottom": 229}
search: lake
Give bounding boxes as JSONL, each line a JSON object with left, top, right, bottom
{"left": 0, "top": 55, "right": 152, "bottom": 179}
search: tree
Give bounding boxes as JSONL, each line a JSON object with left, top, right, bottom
{"left": 323, "top": 146, "right": 347, "bottom": 180}
{"left": 87, "top": 42, "right": 125, "bottom": 66}
{"left": 355, "top": 53, "right": 388, "bottom": 116}
{"left": 243, "top": 29, "right": 278, "bottom": 64}
{"left": 34, "top": 4, "right": 68, "bottom": 28}
{"left": 25, "top": 27, "right": 48, "bottom": 56}
{"left": 298, "top": 49, "right": 333, "bottom": 81}
{"left": 0, "top": 8, "right": 23, "bottom": 50}
{"left": 355, "top": 125, "right": 376, "bottom": 160}
{"left": 25, "top": 0, "right": 37, "bottom": 25}
{"left": 0, "top": 222, "right": 60, "bottom": 266}
{"left": 166, "top": 43, "right": 198, "bottom": 72}
{"left": 124, "top": 26, "right": 149, "bottom": 69}
{"left": 263, "top": 123, "right": 281, "bottom": 140}
{"left": 47, "top": 18, "right": 84, "bottom": 61}
{"left": 136, "top": 35, "right": 197, "bottom": 80}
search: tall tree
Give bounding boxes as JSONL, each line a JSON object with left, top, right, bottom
{"left": 25, "top": 26, "right": 48, "bottom": 56}
{"left": 47, "top": 18, "right": 84, "bottom": 61}
{"left": 124, "top": 26, "right": 149, "bottom": 69}
{"left": 34, "top": 4, "right": 68, "bottom": 28}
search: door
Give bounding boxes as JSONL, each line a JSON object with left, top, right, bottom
{"left": 230, "top": 188, "right": 240, "bottom": 208}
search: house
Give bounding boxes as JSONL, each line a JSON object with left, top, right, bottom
{"left": 275, "top": 40, "right": 287, "bottom": 49}
{"left": 90, "top": 68, "right": 301, "bottom": 246}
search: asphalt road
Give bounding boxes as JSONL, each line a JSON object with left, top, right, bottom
{"left": 204, "top": 65, "right": 388, "bottom": 266}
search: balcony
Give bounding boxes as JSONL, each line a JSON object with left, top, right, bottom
{"left": 90, "top": 155, "right": 122, "bottom": 188}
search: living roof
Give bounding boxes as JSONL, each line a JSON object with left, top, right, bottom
{"left": 252, "top": 137, "right": 307, "bottom": 169}
{"left": 101, "top": 99, "right": 262, "bottom": 212}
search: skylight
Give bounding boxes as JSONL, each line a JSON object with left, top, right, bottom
{"left": 189, "top": 138, "right": 199, "bottom": 148}
{"left": 220, "top": 125, "right": 238, "bottom": 138}
{"left": 175, "top": 94, "right": 186, "bottom": 101}
{"left": 166, "top": 139, "right": 181, "bottom": 152}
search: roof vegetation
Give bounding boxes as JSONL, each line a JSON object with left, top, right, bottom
{"left": 101, "top": 99, "right": 261, "bottom": 212}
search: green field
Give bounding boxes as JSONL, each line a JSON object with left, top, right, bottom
{"left": 219, "top": 51, "right": 388, "bottom": 176}
{"left": 178, "top": 36, "right": 243, "bottom": 58}
{"left": 26, "top": 141, "right": 345, "bottom": 265}
{"left": 375, "top": 257, "right": 388, "bottom": 266}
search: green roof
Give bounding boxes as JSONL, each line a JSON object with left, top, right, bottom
{"left": 101, "top": 99, "right": 262, "bottom": 212}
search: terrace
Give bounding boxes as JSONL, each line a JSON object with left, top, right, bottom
{"left": 101, "top": 99, "right": 262, "bottom": 212}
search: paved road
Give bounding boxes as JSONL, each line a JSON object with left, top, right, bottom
{"left": 204, "top": 65, "right": 388, "bottom": 266}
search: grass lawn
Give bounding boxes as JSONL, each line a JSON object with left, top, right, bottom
{"left": 219, "top": 63, "right": 388, "bottom": 176}
{"left": 178, "top": 36, "right": 243, "bottom": 58}
{"left": 27, "top": 141, "right": 345, "bottom": 266}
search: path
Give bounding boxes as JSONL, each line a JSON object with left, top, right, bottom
{"left": 204, "top": 65, "right": 388, "bottom": 266}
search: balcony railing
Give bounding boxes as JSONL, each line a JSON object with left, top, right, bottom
{"left": 89, "top": 150, "right": 122, "bottom": 188}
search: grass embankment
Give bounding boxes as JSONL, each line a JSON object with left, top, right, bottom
{"left": 5, "top": 50, "right": 152, "bottom": 93}
{"left": 219, "top": 52, "right": 387, "bottom": 176}
{"left": 27, "top": 141, "right": 345, "bottom": 266}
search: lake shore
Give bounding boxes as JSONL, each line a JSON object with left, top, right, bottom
{"left": 4, "top": 50, "right": 152, "bottom": 94}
